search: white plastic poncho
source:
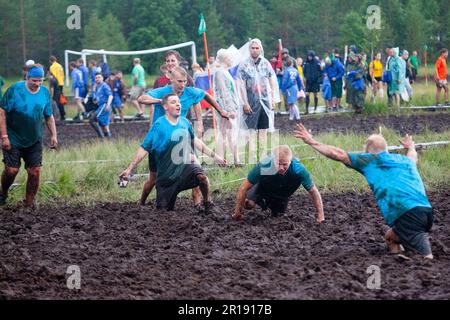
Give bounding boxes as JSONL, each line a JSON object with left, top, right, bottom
{"left": 236, "top": 39, "right": 280, "bottom": 133}
{"left": 213, "top": 48, "right": 243, "bottom": 142}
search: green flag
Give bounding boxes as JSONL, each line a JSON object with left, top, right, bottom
{"left": 198, "top": 13, "right": 206, "bottom": 35}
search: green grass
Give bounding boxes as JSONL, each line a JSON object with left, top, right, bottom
{"left": 4, "top": 129, "right": 449, "bottom": 207}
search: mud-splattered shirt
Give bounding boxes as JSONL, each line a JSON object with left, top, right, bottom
{"left": 141, "top": 116, "right": 195, "bottom": 184}
{"left": 347, "top": 151, "right": 431, "bottom": 226}
{"left": 247, "top": 157, "right": 314, "bottom": 199}
{"left": 0, "top": 81, "right": 52, "bottom": 148}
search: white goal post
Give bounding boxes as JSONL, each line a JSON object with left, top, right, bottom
{"left": 64, "top": 41, "right": 197, "bottom": 86}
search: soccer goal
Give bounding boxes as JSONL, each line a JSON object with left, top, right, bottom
{"left": 64, "top": 41, "right": 197, "bottom": 86}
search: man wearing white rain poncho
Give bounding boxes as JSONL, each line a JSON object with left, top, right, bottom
{"left": 236, "top": 39, "right": 281, "bottom": 161}
{"left": 213, "top": 48, "right": 242, "bottom": 166}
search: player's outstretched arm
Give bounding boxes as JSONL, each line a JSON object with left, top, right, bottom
{"left": 193, "top": 137, "right": 226, "bottom": 166}
{"left": 399, "top": 134, "right": 418, "bottom": 164}
{"left": 120, "top": 147, "right": 148, "bottom": 180}
{"left": 294, "top": 123, "right": 351, "bottom": 166}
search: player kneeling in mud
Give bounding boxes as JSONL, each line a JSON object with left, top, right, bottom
{"left": 294, "top": 123, "right": 435, "bottom": 259}
{"left": 120, "top": 93, "right": 226, "bottom": 213}
{"left": 233, "top": 145, "right": 325, "bottom": 222}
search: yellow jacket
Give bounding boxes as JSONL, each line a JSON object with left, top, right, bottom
{"left": 50, "top": 62, "right": 65, "bottom": 86}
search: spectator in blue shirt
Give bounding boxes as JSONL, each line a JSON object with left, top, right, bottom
{"left": 89, "top": 73, "right": 113, "bottom": 138}
{"left": 294, "top": 123, "right": 434, "bottom": 259}
{"left": 324, "top": 56, "right": 345, "bottom": 111}
{"left": 76, "top": 58, "right": 89, "bottom": 94}
{"left": 69, "top": 61, "right": 87, "bottom": 121}
{"left": 281, "top": 59, "right": 303, "bottom": 120}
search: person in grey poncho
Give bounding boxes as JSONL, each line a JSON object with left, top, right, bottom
{"left": 213, "top": 48, "right": 242, "bottom": 166}
{"left": 236, "top": 38, "right": 280, "bottom": 161}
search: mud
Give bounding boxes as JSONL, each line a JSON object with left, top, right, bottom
{"left": 1, "top": 190, "right": 449, "bottom": 299}
{"left": 43, "top": 112, "right": 450, "bottom": 149}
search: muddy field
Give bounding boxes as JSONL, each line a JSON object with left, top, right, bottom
{"left": 44, "top": 112, "right": 450, "bottom": 148}
{"left": 1, "top": 190, "right": 449, "bottom": 300}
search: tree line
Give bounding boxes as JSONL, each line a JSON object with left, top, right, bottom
{"left": 0, "top": 0, "right": 449, "bottom": 76}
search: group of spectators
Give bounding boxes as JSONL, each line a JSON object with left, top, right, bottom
{"left": 269, "top": 45, "right": 448, "bottom": 115}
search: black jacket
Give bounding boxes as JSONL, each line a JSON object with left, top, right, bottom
{"left": 302, "top": 58, "right": 322, "bottom": 83}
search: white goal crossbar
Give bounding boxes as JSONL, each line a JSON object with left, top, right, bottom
{"left": 64, "top": 41, "right": 197, "bottom": 86}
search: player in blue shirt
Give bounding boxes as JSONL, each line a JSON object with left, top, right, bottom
{"left": 233, "top": 145, "right": 324, "bottom": 221}
{"left": 281, "top": 59, "right": 303, "bottom": 121}
{"left": 69, "top": 61, "right": 87, "bottom": 121}
{"left": 120, "top": 93, "right": 226, "bottom": 212}
{"left": 138, "top": 66, "right": 230, "bottom": 136}
{"left": 76, "top": 58, "right": 89, "bottom": 93}
{"left": 89, "top": 73, "right": 113, "bottom": 138}
{"left": 294, "top": 123, "right": 434, "bottom": 259}
{"left": 0, "top": 65, "right": 58, "bottom": 207}
{"left": 136, "top": 66, "right": 230, "bottom": 206}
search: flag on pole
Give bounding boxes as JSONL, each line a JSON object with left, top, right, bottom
{"left": 198, "top": 13, "right": 207, "bottom": 35}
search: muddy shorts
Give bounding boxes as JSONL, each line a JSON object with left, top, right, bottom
{"left": 130, "top": 86, "right": 145, "bottom": 100}
{"left": 245, "top": 106, "right": 269, "bottom": 130}
{"left": 392, "top": 206, "right": 434, "bottom": 256}
{"left": 436, "top": 79, "right": 448, "bottom": 88}
{"left": 331, "top": 78, "right": 343, "bottom": 98}
{"left": 148, "top": 153, "right": 157, "bottom": 172}
{"left": 155, "top": 164, "right": 204, "bottom": 210}
{"left": 305, "top": 80, "right": 320, "bottom": 93}
{"left": 246, "top": 183, "right": 289, "bottom": 216}
{"left": 74, "top": 87, "right": 86, "bottom": 99}
{"left": 94, "top": 103, "right": 112, "bottom": 127}
{"left": 112, "top": 95, "right": 123, "bottom": 109}
{"left": 3, "top": 141, "right": 43, "bottom": 169}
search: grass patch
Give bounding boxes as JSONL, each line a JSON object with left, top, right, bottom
{"left": 4, "top": 129, "right": 448, "bottom": 207}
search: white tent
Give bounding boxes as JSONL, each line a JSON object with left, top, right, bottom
{"left": 64, "top": 41, "right": 197, "bottom": 86}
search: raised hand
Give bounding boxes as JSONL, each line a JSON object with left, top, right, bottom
{"left": 399, "top": 134, "right": 414, "bottom": 149}
{"left": 294, "top": 123, "right": 314, "bottom": 144}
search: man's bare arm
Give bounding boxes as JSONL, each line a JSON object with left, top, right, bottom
{"left": 138, "top": 94, "right": 161, "bottom": 105}
{"left": 307, "top": 186, "right": 325, "bottom": 223}
{"left": 294, "top": 123, "right": 351, "bottom": 165}
{"left": 203, "top": 93, "right": 229, "bottom": 119}
{"left": 233, "top": 179, "right": 253, "bottom": 220}
{"left": 45, "top": 115, "right": 58, "bottom": 148}
{"left": 119, "top": 147, "right": 148, "bottom": 179}
{"left": 193, "top": 137, "right": 226, "bottom": 165}
{"left": 399, "top": 134, "right": 418, "bottom": 163}
{"left": 0, "top": 108, "right": 11, "bottom": 150}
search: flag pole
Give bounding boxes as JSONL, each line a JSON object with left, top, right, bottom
{"left": 199, "top": 14, "right": 217, "bottom": 141}
{"left": 424, "top": 45, "right": 428, "bottom": 87}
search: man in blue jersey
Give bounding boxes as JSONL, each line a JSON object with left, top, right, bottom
{"left": 0, "top": 64, "right": 58, "bottom": 207}
{"left": 136, "top": 66, "right": 230, "bottom": 206}
{"left": 69, "top": 61, "right": 87, "bottom": 121}
{"left": 90, "top": 73, "right": 113, "bottom": 138}
{"left": 76, "top": 58, "right": 89, "bottom": 94}
{"left": 233, "top": 145, "right": 324, "bottom": 222}
{"left": 119, "top": 93, "right": 226, "bottom": 212}
{"left": 294, "top": 123, "right": 434, "bottom": 259}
